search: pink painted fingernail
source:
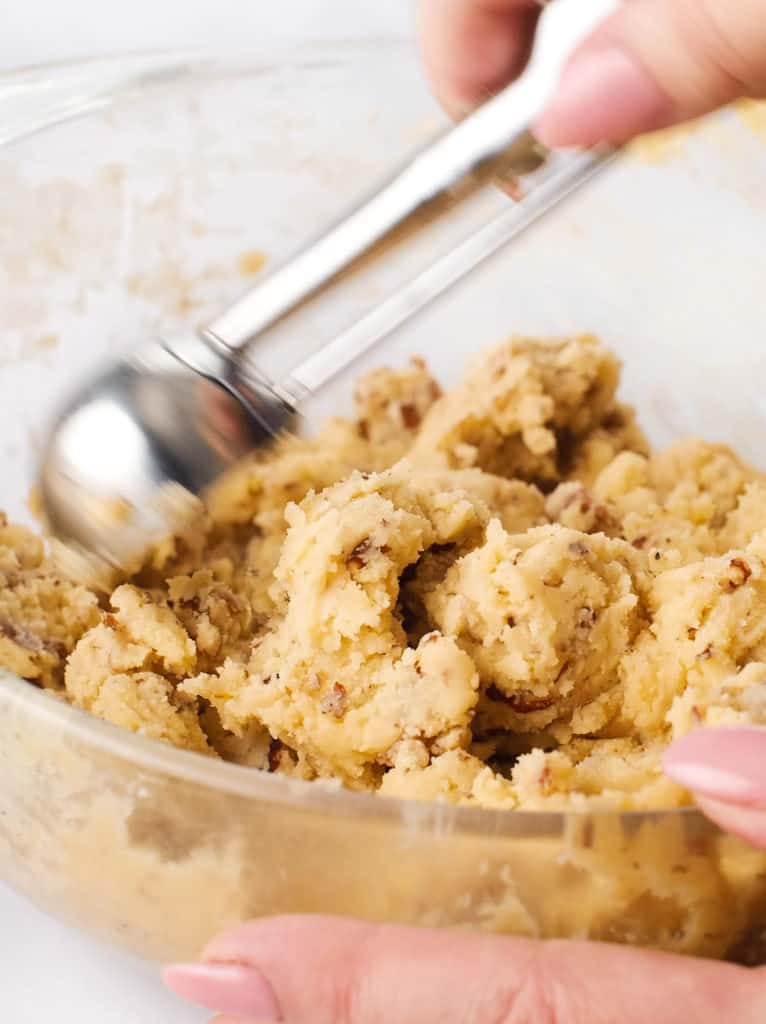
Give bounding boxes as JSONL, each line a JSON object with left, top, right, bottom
{"left": 536, "top": 47, "right": 671, "bottom": 147}
{"left": 663, "top": 727, "right": 766, "bottom": 807}
{"left": 695, "top": 796, "right": 766, "bottom": 849}
{"left": 163, "top": 963, "right": 281, "bottom": 1019}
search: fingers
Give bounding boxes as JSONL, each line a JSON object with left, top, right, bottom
{"left": 420, "top": 0, "right": 766, "bottom": 146}
{"left": 664, "top": 726, "right": 766, "bottom": 849}
{"left": 418, "top": 0, "right": 541, "bottom": 117}
{"left": 164, "top": 914, "right": 766, "bottom": 1024}
{"left": 537, "top": 0, "right": 766, "bottom": 146}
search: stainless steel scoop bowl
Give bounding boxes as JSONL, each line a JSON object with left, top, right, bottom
{"left": 38, "top": 74, "right": 615, "bottom": 575}
{"left": 39, "top": 330, "right": 294, "bottom": 573}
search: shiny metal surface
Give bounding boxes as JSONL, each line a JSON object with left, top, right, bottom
{"left": 206, "top": 128, "right": 552, "bottom": 352}
{"left": 279, "top": 141, "right": 615, "bottom": 407}
{"left": 39, "top": 334, "right": 295, "bottom": 572}
{"left": 39, "top": 71, "right": 614, "bottom": 570}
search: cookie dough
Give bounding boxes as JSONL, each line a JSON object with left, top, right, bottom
{"left": 4, "top": 333, "right": 766, "bottom": 811}
{"left": 0, "top": 512, "right": 100, "bottom": 688}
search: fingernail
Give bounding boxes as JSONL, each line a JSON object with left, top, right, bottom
{"left": 163, "top": 963, "right": 281, "bottom": 1019}
{"left": 536, "top": 47, "right": 671, "bottom": 147}
{"left": 663, "top": 727, "right": 766, "bottom": 807}
{"left": 696, "top": 796, "right": 766, "bottom": 849}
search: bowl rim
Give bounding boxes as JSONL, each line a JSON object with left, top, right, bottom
{"left": 1, "top": 671, "right": 707, "bottom": 836}
{"left": 0, "top": 36, "right": 411, "bottom": 79}
{"left": 0, "top": 45, "right": 708, "bottom": 838}
{"left": 0, "top": 39, "right": 423, "bottom": 150}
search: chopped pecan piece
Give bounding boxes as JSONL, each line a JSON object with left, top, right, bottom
{"left": 320, "top": 683, "right": 349, "bottom": 719}
{"left": 726, "top": 558, "right": 752, "bottom": 591}
{"left": 400, "top": 403, "right": 421, "bottom": 430}
{"left": 348, "top": 539, "right": 372, "bottom": 569}
{"left": 486, "top": 684, "right": 555, "bottom": 714}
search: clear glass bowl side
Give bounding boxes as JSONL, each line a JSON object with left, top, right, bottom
{"left": 3, "top": 674, "right": 766, "bottom": 963}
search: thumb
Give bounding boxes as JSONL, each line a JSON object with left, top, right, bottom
{"left": 163, "top": 914, "right": 766, "bottom": 1023}
{"left": 536, "top": 0, "right": 766, "bottom": 146}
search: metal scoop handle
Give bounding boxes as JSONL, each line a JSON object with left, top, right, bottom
{"left": 201, "top": 76, "right": 616, "bottom": 392}
{"left": 277, "top": 140, "right": 615, "bottom": 407}
{"left": 204, "top": 88, "right": 549, "bottom": 354}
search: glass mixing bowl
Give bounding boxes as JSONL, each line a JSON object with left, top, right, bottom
{"left": 3, "top": 40, "right": 766, "bottom": 965}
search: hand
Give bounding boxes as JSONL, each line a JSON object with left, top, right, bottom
{"left": 418, "top": 0, "right": 766, "bottom": 146}
{"left": 162, "top": 727, "right": 766, "bottom": 1022}
{"left": 163, "top": 910, "right": 766, "bottom": 1023}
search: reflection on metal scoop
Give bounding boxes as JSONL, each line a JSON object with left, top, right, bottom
{"left": 40, "top": 332, "right": 293, "bottom": 579}
{"left": 39, "top": 79, "right": 616, "bottom": 577}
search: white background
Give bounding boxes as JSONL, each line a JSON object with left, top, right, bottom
{"left": 2, "top": 6, "right": 412, "bottom": 1021}
{"left": 0, "top": 2, "right": 614, "bottom": 1021}
{"left": 2, "top": 1, "right": 413, "bottom": 69}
